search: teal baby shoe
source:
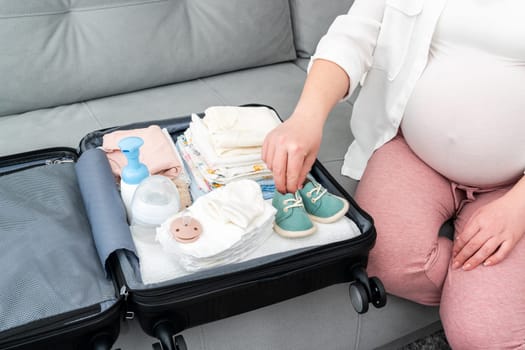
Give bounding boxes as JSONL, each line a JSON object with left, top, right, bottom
{"left": 299, "top": 179, "right": 349, "bottom": 223}
{"left": 272, "top": 191, "right": 316, "bottom": 238}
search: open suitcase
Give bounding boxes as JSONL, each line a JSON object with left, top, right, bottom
{"left": 0, "top": 105, "right": 385, "bottom": 350}
{"left": 78, "top": 105, "right": 387, "bottom": 350}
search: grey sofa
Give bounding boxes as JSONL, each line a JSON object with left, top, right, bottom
{"left": 0, "top": 0, "right": 441, "bottom": 349}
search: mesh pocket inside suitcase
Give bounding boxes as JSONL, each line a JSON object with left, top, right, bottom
{"left": 0, "top": 163, "right": 117, "bottom": 333}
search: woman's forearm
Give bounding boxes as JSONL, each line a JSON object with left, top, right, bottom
{"left": 291, "top": 59, "right": 350, "bottom": 125}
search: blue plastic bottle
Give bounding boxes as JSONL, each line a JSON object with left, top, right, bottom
{"left": 118, "top": 136, "right": 149, "bottom": 222}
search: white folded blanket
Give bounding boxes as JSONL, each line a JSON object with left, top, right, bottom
{"left": 190, "top": 114, "right": 263, "bottom": 165}
{"left": 202, "top": 106, "right": 281, "bottom": 153}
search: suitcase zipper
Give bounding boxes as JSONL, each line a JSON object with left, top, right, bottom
{"left": 45, "top": 158, "right": 75, "bottom": 165}
{"left": 0, "top": 148, "right": 78, "bottom": 175}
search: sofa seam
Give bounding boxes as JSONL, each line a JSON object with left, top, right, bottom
{"left": 197, "top": 78, "right": 231, "bottom": 106}
{"left": 82, "top": 102, "right": 104, "bottom": 128}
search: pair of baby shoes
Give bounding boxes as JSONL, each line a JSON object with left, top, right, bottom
{"left": 272, "top": 179, "right": 349, "bottom": 238}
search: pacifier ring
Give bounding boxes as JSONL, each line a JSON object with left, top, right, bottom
{"left": 170, "top": 215, "right": 203, "bottom": 243}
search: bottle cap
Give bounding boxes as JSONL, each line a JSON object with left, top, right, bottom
{"left": 119, "top": 136, "right": 149, "bottom": 185}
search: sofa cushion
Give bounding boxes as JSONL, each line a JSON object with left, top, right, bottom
{"left": 0, "top": 0, "right": 296, "bottom": 117}
{"left": 0, "top": 103, "right": 101, "bottom": 157}
{"left": 82, "top": 63, "right": 307, "bottom": 131}
{"left": 290, "top": 0, "right": 354, "bottom": 58}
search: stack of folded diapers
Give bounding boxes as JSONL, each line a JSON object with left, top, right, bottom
{"left": 156, "top": 179, "right": 276, "bottom": 271}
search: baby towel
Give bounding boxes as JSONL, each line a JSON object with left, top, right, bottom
{"left": 102, "top": 125, "right": 183, "bottom": 181}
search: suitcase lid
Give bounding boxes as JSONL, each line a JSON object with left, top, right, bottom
{"left": 0, "top": 148, "right": 122, "bottom": 346}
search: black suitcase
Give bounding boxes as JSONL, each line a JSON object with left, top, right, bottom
{"left": 0, "top": 148, "right": 123, "bottom": 350}
{"left": 78, "top": 105, "right": 386, "bottom": 350}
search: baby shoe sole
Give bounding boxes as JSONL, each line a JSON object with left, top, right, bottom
{"left": 308, "top": 196, "right": 350, "bottom": 224}
{"left": 273, "top": 223, "right": 317, "bottom": 238}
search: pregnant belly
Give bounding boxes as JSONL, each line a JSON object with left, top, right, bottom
{"left": 401, "top": 55, "right": 525, "bottom": 187}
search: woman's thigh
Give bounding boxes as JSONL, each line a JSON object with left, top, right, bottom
{"left": 355, "top": 135, "right": 456, "bottom": 305}
{"left": 441, "top": 187, "right": 525, "bottom": 349}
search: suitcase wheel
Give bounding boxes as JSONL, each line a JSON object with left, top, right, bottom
{"left": 90, "top": 333, "right": 115, "bottom": 350}
{"left": 348, "top": 266, "right": 387, "bottom": 313}
{"left": 349, "top": 282, "right": 369, "bottom": 314}
{"left": 175, "top": 335, "right": 188, "bottom": 350}
{"left": 152, "top": 321, "right": 187, "bottom": 350}
{"left": 369, "top": 276, "right": 387, "bottom": 308}
{"left": 152, "top": 335, "right": 187, "bottom": 350}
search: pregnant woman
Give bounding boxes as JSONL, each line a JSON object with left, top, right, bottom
{"left": 262, "top": 1, "right": 525, "bottom": 348}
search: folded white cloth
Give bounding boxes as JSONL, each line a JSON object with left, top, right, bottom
{"left": 181, "top": 130, "right": 272, "bottom": 186}
{"left": 202, "top": 106, "right": 281, "bottom": 153}
{"left": 190, "top": 114, "right": 263, "bottom": 166}
{"left": 206, "top": 180, "right": 266, "bottom": 229}
{"left": 156, "top": 179, "right": 276, "bottom": 270}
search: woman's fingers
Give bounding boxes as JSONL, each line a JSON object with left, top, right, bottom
{"left": 484, "top": 240, "right": 512, "bottom": 266}
{"left": 297, "top": 153, "right": 317, "bottom": 189}
{"left": 262, "top": 117, "right": 323, "bottom": 194}
{"left": 453, "top": 218, "right": 480, "bottom": 257}
{"left": 262, "top": 135, "right": 276, "bottom": 171}
{"left": 286, "top": 150, "right": 306, "bottom": 193}
{"left": 457, "top": 236, "right": 499, "bottom": 271}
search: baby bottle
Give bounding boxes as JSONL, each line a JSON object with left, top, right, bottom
{"left": 119, "top": 136, "right": 149, "bottom": 222}
{"left": 131, "top": 175, "right": 181, "bottom": 228}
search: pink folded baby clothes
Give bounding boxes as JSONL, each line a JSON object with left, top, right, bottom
{"left": 102, "top": 125, "right": 182, "bottom": 181}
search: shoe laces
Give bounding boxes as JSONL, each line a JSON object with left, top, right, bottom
{"left": 306, "top": 182, "right": 327, "bottom": 204}
{"left": 283, "top": 192, "right": 304, "bottom": 213}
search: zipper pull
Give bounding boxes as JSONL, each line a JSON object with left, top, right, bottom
{"left": 120, "top": 285, "right": 129, "bottom": 301}
{"left": 45, "top": 158, "right": 75, "bottom": 165}
{"left": 120, "top": 286, "right": 135, "bottom": 320}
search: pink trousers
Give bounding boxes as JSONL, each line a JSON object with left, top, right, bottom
{"left": 355, "top": 135, "right": 525, "bottom": 350}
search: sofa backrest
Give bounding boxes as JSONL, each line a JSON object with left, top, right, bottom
{"left": 289, "top": 0, "right": 354, "bottom": 58}
{"left": 0, "top": 0, "right": 296, "bottom": 117}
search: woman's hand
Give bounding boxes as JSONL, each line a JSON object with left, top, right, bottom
{"left": 453, "top": 178, "right": 525, "bottom": 270}
{"left": 261, "top": 59, "right": 350, "bottom": 193}
{"left": 262, "top": 114, "right": 323, "bottom": 194}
